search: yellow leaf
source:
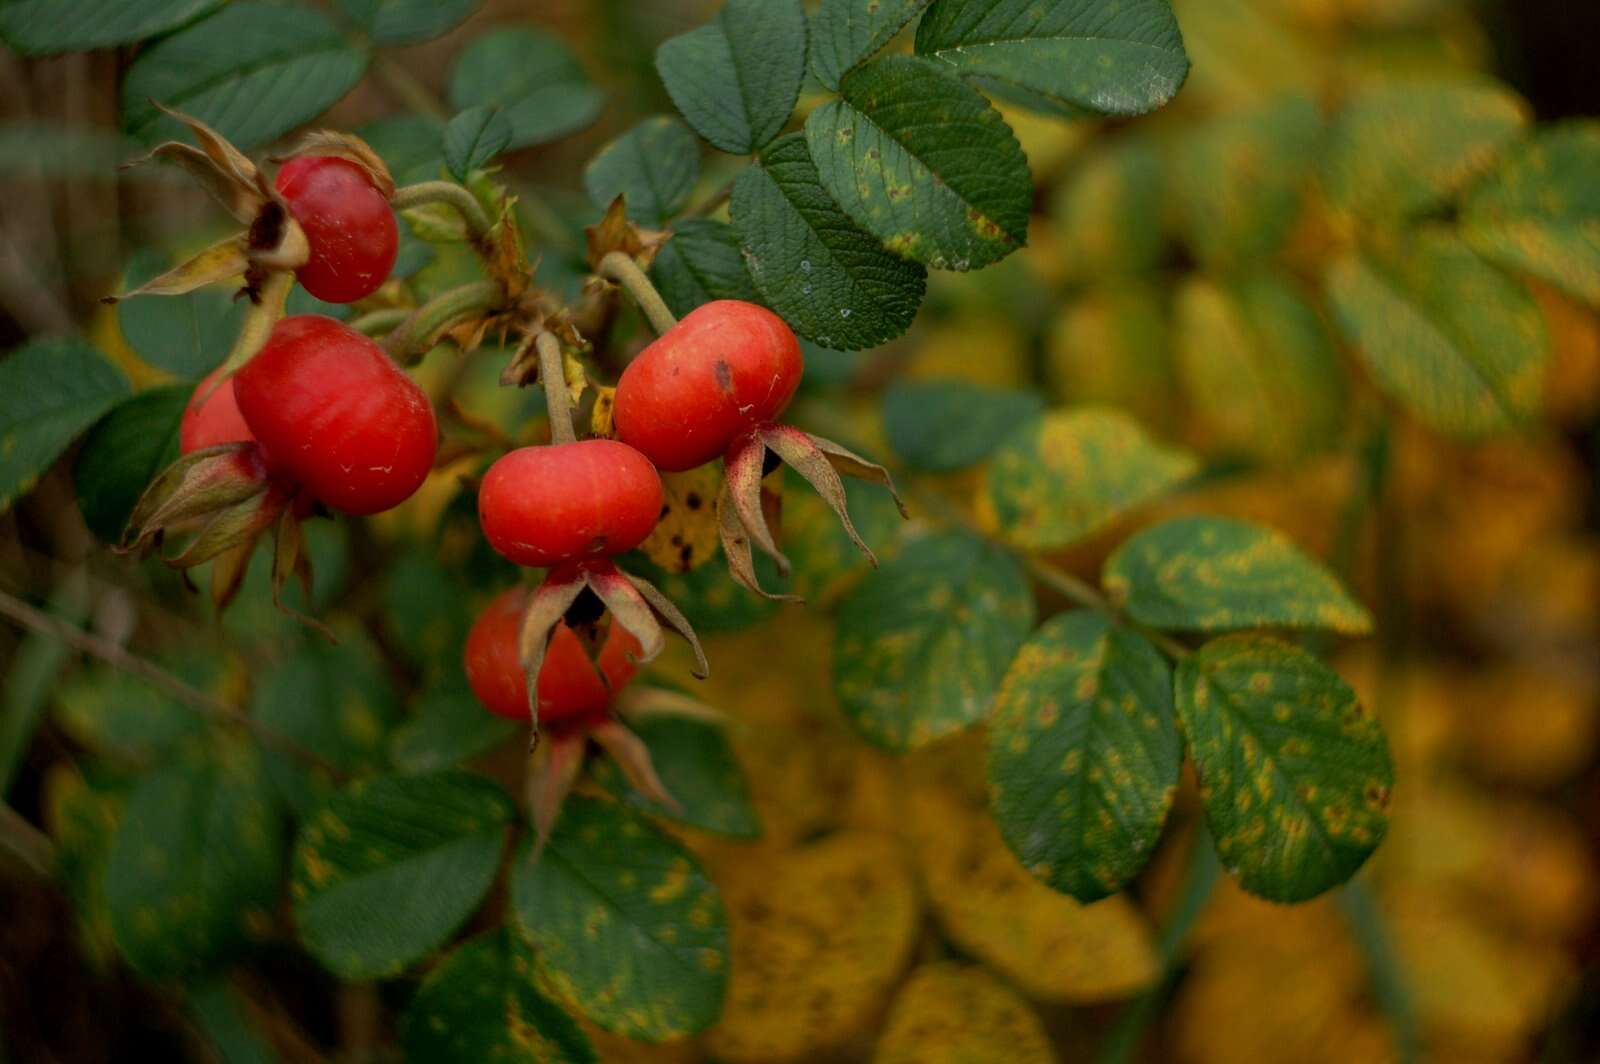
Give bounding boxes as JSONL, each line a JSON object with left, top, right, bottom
{"left": 705, "top": 832, "right": 920, "bottom": 1063}
{"left": 1460, "top": 668, "right": 1599, "bottom": 786}
{"left": 1534, "top": 281, "right": 1600, "bottom": 426}
{"left": 639, "top": 466, "right": 722, "bottom": 573}
{"left": 907, "top": 785, "right": 1158, "bottom": 1001}
{"left": 590, "top": 384, "right": 617, "bottom": 438}
{"left": 873, "top": 963, "right": 1055, "bottom": 1064}
{"left": 902, "top": 316, "right": 1029, "bottom": 389}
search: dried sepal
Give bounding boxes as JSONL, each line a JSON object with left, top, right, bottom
{"left": 165, "top": 481, "right": 291, "bottom": 569}
{"left": 585, "top": 563, "right": 667, "bottom": 665}
{"left": 149, "top": 101, "right": 263, "bottom": 197}
{"left": 614, "top": 685, "right": 731, "bottom": 727}
{"left": 761, "top": 424, "right": 893, "bottom": 565}
{"left": 209, "top": 541, "right": 256, "bottom": 616}
{"left": 584, "top": 195, "right": 670, "bottom": 271}
{"left": 498, "top": 330, "right": 540, "bottom": 388}
{"left": 201, "top": 270, "right": 295, "bottom": 389}
{"left": 120, "top": 443, "right": 273, "bottom": 554}
{"left": 122, "top": 141, "right": 263, "bottom": 222}
{"left": 800, "top": 431, "right": 909, "bottom": 518}
{"left": 274, "top": 129, "right": 395, "bottom": 198}
{"left": 487, "top": 195, "right": 534, "bottom": 300}
{"left": 102, "top": 234, "right": 250, "bottom": 304}
{"left": 724, "top": 436, "right": 789, "bottom": 574}
{"left": 591, "top": 721, "right": 681, "bottom": 813}
{"left": 622, "top": 571, "right": 711, "bottom": 678}
{"left": 526, "top": 735, "right": 586, "bottom": 847}
{"left": 269, "top": 508, "right": 334, "bottom": 641}
{"left": 517, "top": 568, "right": 588, "bottom": 750}
{"left": 716, "top": 469, "right": 799, "bottom": 603}
{"left": 246, "top": 205, "right": 311, "bottom": 273}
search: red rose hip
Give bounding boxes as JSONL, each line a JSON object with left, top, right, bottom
{"left": 464, "top": 586, "right": 641, "bottom": 723}
{"left": 181, "top": 365, "right": 259, "bottom": 456}
{"left": 275, "top": 156, "right": 399, "bottom": 304}
{"left": 234, "top": 315, "right": 437, "bottom": 515}
{"left": 478, "top": 439, "right": 663, "bottom": 567}
{"left": 613, "top": 299, "right": 803, "bottom": 471}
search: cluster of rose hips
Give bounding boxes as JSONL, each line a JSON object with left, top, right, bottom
{"left": 121, "top": 111, "right": 903, "bottom": 832}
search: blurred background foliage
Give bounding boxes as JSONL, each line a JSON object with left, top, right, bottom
{"left": 1, "top": 0, "right": 1598, "bottom": 1062}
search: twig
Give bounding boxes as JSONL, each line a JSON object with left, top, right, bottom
{"left": 536, "top": 332, "right": 576, "bottom": 444}
{"left": 0, "top": 588, "right": 340, "bottom": 774}
{"left": 597, "top": 250, "right": 677, "bottom": 335}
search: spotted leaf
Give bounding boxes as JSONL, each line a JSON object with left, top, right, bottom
{"left": 874, "top": 963, "right": 1055, "bottom": 1064}
{"left": 984, "top": 408, "right": 1197, "bottom": 550}
{"left": 809, "top": 0, "right": 933, "bottom": 91}
{"left": 833, "top": 531, "right": 1034, "bottom": 751}
{"left": 1178, "top": 635, "right": 1394, "bottom": 903}
{"left": 291, "top": 770, "right": 512, "bottom": 980}
{"left": 510, "top": 796, "right": 728, "bottom": 1040}
{"left": 882, "top": 379, "right": 1045, "bottom": 473}
{"left": 988, "top": 611, "right": 1180, "bottom": 902}
{"left": 1105, "top": 515, "right": 1372, "bottom": 635}
{"left": 805, "top": 55, "right": 1032, "bottom": 271}
{"left": 399, "top": 930, "right": 597, "bottom": 1064}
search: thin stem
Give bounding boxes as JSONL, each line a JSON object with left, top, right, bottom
{"left": 0, "top": 588, "right": 340, "bottom": 775}
{"left": 1337, "top": 880, "right": 1422, "bottom": 1064}
{"left": 347, "top": 307, "right": 411, "bottom": 337}
{"left": 597, "top": 250, "right": 676, "bottom": 335}
{"left": 535, "top": 331, "right": 577, "bottom": 445}
{"left": 391, "top": 181, "right": 493, "bottom": 243}
{"left": 1025, "top": 555, "right": 1192, "bottom": 658}
{"left": 382, "top": 279, "right": 502, "bottom": 365}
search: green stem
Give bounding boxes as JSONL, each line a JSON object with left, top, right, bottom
{"left": 598, "top": 250, "right": 677, "bottom": 335}
{"left": 391, "top": 180, "right": 494, "bottom": 243}
{"left": 347, "top": 307, "right": 411, "bottom": 338}
{"left": 1337, "top": 881, "right": 1422, "bottom": 1064}
{"left": 382, "top": 280, "right": 503, "bottom": 365}
{"left": 1096, "top": 826, "right": 1221, "bottom": 1064}
{"left": 202, "top": 269, "right": 294, "bottom": 396}
{"left": 535, "top": 332, "right": 576, "bottom": 445}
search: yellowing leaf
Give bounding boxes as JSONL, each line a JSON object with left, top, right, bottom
{"left": 706, "top": 832, "right": 919, "bottom": 1063}
{"left": 873, "top": 963, "right": 1055, "bottom": 1064}
{"left": 639, "top": 466, "right": 722, "bottom": 573}
{"left": 908, "top": 785, "right": 1158, "bottom": 1001}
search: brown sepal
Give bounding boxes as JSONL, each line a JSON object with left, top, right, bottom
{"left": 526, "top": 735, "right": 586, "bottom": 849}
{"left": 591, "top": 721, "right": 681, "bottom": 814}
{"left": 102, "top": 234, "right": 250, "bottom": 305}
{"left": 584, "top": 195, "right": 669, "bottom": 272}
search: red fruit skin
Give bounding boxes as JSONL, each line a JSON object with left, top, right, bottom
{"left": 478, "top": 439, "right": 663, "bottom": 567}
{"left": 274, "top": 156, "right": 398, "bottom": 304}
{"left": 464, "top": 586, "right": 641, "bottom": 724}
{"left": 613, "top": 299, "right": 803, "bottom": 471}
{"left": 234, "top": 315, "right": 437, "bottom": 515}
{"left": 181, "top": 365, "right": 258, "bottom": 455}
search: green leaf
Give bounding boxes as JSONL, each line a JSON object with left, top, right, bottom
{"left": 442, "top": 106, "right": 511, "bottom": 183}
{"left": 251, "top": 633, "right": 402, "bottom": 815}
{"left": 0, "top": 337, "right": 130, "bottom": 512}
{"left": 358, "top": 114, "right": 444, "bottom": 185}
{"left": 448, "top": 26, "right": 603, "bottom": 150}
{"left": 1104, "top": 516, "right": 1373, "bottom": 635}
{"left": 400, "top": 931, "right": 597, "bottom": 1063}
{"left": 121, "top": 3, "right": 368, "bottom": 150}
{"left": 117, "top": 248, "right": 247, "bottom": 379}
{"left": 732, "top": 133, "right": 926, "bottom": 350}
{"left": 1460, "top": 121, "right": 1600, "bottom": 307}
{"left": 984, "top": 409, "right": 1197, "bottom": 551}
{"left": 1173, "top": 92, "right": 1321, "bottom": 269}
{"left": 913, "top": 0, "right": 1189, "bottom": 117}
{"left": 337, "top": 0, "right": 477, "bottom": 45}
{"left": 809, "top": 0, "right": 933, "bottom": 91}
{"left": 591, "top": 714, "right": 760, "bottom": 838}
{"left": 656, "top": 0, "right": 807, "bottom": 155}
{"left": 511, "top": 796, "right": 729, "bottom": 1040}
{"left": 806, "top": 55, "right": 1031, "bottom": 271}
{"left": 381, "top": 553, "right": 475, "bottom": 682}
{"left": 104, "top": 743, "right": 282, "bottom": 978}
{"left": 0, "top": 0, "right": 223, "bottom": 54}
{"left": 42, "top": 766, "right": 126, "bottom": 967}
{"left": 1177, "top": 635, "right": 1393, "bottom": 902}
{"left": 1051, "top": 134, "right": 1164, "bottom": 283}
{"left": 833, "top": 531, "right": 1034, "bottom": 751}
{"left": 1326, "top": 232, "right": 1547, "bottom": 436}
{"left": 188, "top": 980, "right": 279, "bottom": 1064}
{"left": 291, "top": 770, "right": 511, "bottom": 980}
{"left": 389, "top": 680, "right": 517, "bottom": 774}
{"left": 53, "top": 659, "right": 215, "bottom": 763}
{"left": 987, "top": 611, "right": 1179, "bottom": 902}
{"left": 583, "top": 116, "right": 700, "bottom": 224}
{"left": 651, "top": 219, "right": 760, "bottom": 317}
{"left": 782, "top": 468, "right": 906, "bottom": 605}
{"left": 1175, "top": 272, "right": 1344, "bottom": 462}
{"left": 1323, "top": 79, "right": 1527, "bottom": 219}
{"left": 883, "top": 379, "right": 1044, "bottom": 473}
{"left": 73, "top": 386, "right": 187, "bottom": 543}
{"left": 1, "top": 579, "right": 90, "bottom": 796}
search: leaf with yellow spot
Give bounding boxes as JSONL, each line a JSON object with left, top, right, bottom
{"left": 833, "top": 531, "right": 1034, "bottom": 751}
{"left": 909, "top": 785, "right": 1158, "bottom": 1000}
{"left": 511, "top": 796, "right": 728, "bottom": 1041}
{"left": 984, "top": 408, "right": 1197, "bottom": 550}
{"left": 1461, "top": 121, "right": 1600, "bottom": 308}
{"left": 638, "top": 466, "right": 722, "bottom": 574}
{"left": 1046, "top": 281, "right": 1176, "bottom": 425}
{"left": 1178, "top": 635, "right": 1394, "bottom": 902}
{"left": 872, "top": 962, "right": 1055, "bottom": 1064}
{"left": 251, "top": 632, "right": 402, "bottom": 815}
{"left": 1323, "top": 79, "right": 1527, "bottom": 220}
{"left": 291, "top": 770, "right": 512, "bottom": 980}
{"left": 53, "top": 657, "right": 212, "bottom": 764}
{"left": 1327, "top": 231, "right": 1548, "bottom": 437}
{"left": 988, "top": 610, "right": 1180, "bottom": 902}
{"left": 882, "top": 379, "right": 1045, "bottom": 474}
{"left": 1104, "top": 515, "right": 1373, "bottom": 635}
{"left": 707, "top": 832, "right": 920, "bottom": 1062}
{"left": 104, "top": 741, "right": 282, "bottom": 979}
{"left": 399, "top": 930, "right": 596, "bottom": 1063}
{"left": 43, "top": 765, "right": 126, "bottom": 969}
{"left": 1049, "top": 134, "right": 1164, "bottom": 283}
{"left": 781, "top": 465, "right": 905, "bottom": 605}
